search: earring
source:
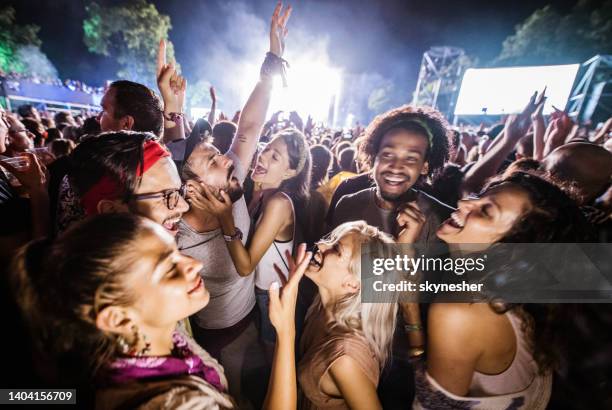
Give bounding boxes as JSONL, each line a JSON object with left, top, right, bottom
{"left": 116, "top": 325, "right": 151, "bottom": 356}
{"left": 117, "top": 334, "right": 130, "bottom": 355}
{"left": 130, "top": 324, "right": 151, "bottom": 357}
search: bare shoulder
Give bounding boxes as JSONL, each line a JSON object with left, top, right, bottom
{"left": 329, "top": 355, "right": 370, "bottom": 383}
{"left": 428, "top": 303, "right": 491, "bottom": 345}
{"left": 265, "top": 192, "right": 293, "bottom": 213}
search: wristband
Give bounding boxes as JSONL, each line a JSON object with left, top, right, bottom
{"left": 404, "top": 323, "right": 423, "bottom": 332}
{"left": 223, "top": 227, "right": 243, "bottom": 242}
{"left": 165, "top": 112, "right": 184, "bottom": 123}
{"left": 260, "top": 52, "right": 289, "bottom": 87}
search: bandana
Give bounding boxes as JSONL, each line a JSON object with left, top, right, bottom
{"left": 80, "top": 140, "right": 170, "bottom": 215}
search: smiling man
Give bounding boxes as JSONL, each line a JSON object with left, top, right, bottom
{"left": 331, "top": 105, "right": 452, "bottom": 242}
{"left": 70, "top": 131, "right": 189, "bottom": 236}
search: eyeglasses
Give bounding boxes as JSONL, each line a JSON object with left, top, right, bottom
{"left": 131, "top": 184, "right": 186, "bottom": 210}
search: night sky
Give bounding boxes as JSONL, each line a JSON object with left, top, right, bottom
{"left": 3, "top": 0, "right": 577, "bottom": 118}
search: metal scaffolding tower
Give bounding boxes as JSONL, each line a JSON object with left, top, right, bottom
{"left": 412, "top": 46, "right": 468, "bottom": 118}
{"left": 566, "top": 55, "right": 612, "bottom": 124}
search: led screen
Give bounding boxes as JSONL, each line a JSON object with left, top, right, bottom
{"left": 454, "top": 64, "right": 580, "bottom": 116}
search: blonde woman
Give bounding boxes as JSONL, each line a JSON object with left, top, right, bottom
{"left": 298, "top": 221, "right": 399, "bottom": 410}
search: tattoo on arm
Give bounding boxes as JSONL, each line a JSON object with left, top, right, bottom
{"left": 235, "top": 133, "right": 248, "bottom": 144}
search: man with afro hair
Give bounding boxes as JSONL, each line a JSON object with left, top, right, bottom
{"left": 330, "top": 104, "right": 452, "bottom": 242}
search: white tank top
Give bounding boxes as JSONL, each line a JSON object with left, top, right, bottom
{"left": 254, "top": 192, "right": 295, "bottom": 290}
{"left": 469, "top": 311, "right": 537, "bottom": 396}
{"left": 413, "top": 310, "right": 552, "bottom": 410}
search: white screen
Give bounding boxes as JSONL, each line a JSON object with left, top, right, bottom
{"left": 454, "top": 64, "right": 580, "bottom": 116}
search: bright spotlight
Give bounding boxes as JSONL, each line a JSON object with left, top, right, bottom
{"left": 190, "top": 106, "right": 210, "bottom": 120}
{"left": 270, "top": 58, "right": 342, "bottom": 124}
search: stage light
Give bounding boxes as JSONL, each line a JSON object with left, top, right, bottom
{"left": 232, "top": 54, "right": 342, "bottom": 125}
{"left": 270, "top": 58, "right": 342, "bottom": 124}
{"left": 190, "top": 106, "right": 209, "bottom": 120}
{"left": 454, "top": 64, "right": 580, "bottom": 116}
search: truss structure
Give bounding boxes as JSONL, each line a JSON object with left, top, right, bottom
{"left": 412, "top": 46, "right": 467, "bottom": 118}
{"left": 566, "top": 55, "right": 612, "bottom": 123}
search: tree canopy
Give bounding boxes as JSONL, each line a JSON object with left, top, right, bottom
{"left": 494, "top": 0, "right": 612, "bottom": 66}
{"left": 83, "top": 0, "right": 177, "bottom": 85}
{"left": 0, "top": 6, "right": 43, "bottom": 74}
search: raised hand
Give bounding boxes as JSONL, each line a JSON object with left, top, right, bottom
{"left": 396, "top": 201, "right": 426, "bottom": 243}
{"left": 156, "top": 39, "right": 186, "bottom": 113}
{"left": 269, "top": 243, "right": 311, "bottom": 337}
{"left": 531, "top": 87, "right": 546, "bottom": 121}
{"left": 516, "top": 88, "right": 546, "bottom": 129}
{"left": 209, "top": 86, "right": 217, "bottom": 103}
{"left": 269, "top": 2, "right": 292, "bottom": 58}
{"left": 0, "top": 152, "right": 46, "bottom": 193}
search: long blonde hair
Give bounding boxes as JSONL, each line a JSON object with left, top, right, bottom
{"left": 314, "top": 220, "right": 399, "bottom": 366}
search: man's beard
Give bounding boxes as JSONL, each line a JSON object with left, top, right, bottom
{"left": 225, "top": 164, "right": 244, "bottom": 203}
{"left": 226, "top": 181, "right": 244, "bottom": 202}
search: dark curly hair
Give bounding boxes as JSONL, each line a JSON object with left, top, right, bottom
{"left": 471, "top": 172, "right": 599, "bottom": 390}
{"left": 486, "top": 171, "right": 593, "bottom": 243}
{"left": 362, "top": 105, "right": 451, "bottom": 178}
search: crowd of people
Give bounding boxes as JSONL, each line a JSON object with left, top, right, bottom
{"left": 0, "top": 68, "right": 105, "bottom": 95}
{"left": 1, "top": 3, "right": 611, "bottom": 409}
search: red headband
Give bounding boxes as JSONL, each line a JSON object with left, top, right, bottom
{"left": 80, "top": 140, "right": 170, "bottom": 215}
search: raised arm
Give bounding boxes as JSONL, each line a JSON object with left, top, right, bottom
{"left": 531, "top": 90, "right": 546, "bottom": 160}
{"left": 0, "top": 152, "right": 49, "bottom": 240}
{"left": 462, "top": 91, "right": 541, "bottom": 194}
{"left": 230, "top": 2, "right": 292, "bottom": 167}
{"left": 156, "top": 39, "right": 187, "bottom": 144}
{"left": 543, "top": 112, "right": 573, "bottom": 158}
{"left": 264, "top": 244, "right": 311, "bottom": 410}
{"left": 208, "top": 86, "right": 217, "bottom": 126}
{"left": 592, "top": 117, "right": 612, "bottom": 145}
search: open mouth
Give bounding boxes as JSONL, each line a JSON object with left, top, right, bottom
{"left": 162, "top": 217, "right": 181, "bottom": 234}
{"left": 382, "top": 173, "right": 409, "bottom": 187}
{"left": 308, "top": 246, "right": 324, "bottom": 269}
{"left": 445, "top": 212, "right": 465, "bottom": 229}
{"left": 188, "top": 277, "right": 203, "bottom": 294}
{"left": 253, "top": 164, "right": 267, "bottom": 175}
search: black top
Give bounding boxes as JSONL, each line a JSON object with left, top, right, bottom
{"left": 0, "top": 172, "right": 30, "bottom": 236}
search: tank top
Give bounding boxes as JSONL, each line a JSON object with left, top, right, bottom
{"left": 298, "top": 302, "right": 380, "bottom": 410}
{"left": 413, "top": 310, "right": 552, "bottom": 410}
{"left": 254, "top": 191, "right": 295, "bottom": 290}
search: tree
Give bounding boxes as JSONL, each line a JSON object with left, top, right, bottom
{"left": 494, "top": 0, "right": 612, "bottom": 66}
{"left": 83, "top": 0, "right": 178, "bottom": 86}
{"left": 0, "top": 6, "right": 43, "bottom": 74}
